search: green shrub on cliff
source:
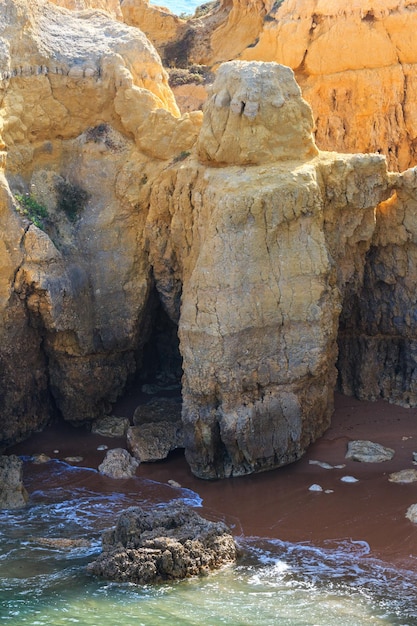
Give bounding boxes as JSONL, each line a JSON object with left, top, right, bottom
{"left": 15, "top": 193, "right": 48, "bottom": 230}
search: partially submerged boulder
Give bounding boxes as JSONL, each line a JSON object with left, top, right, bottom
{"left": 127, "top": 422, "right": 183, "bottom": 462}
{"left": 92, "top": 416, "right": 130, "bottom": 437}
{"left": 87, "top": 503, "right": 237, "bottom": 583}
{"left": 98, "top": 448, "right": 139, "bottom": 478}
{"left": 346, "top": 440, "right": 395, "bottom": 463}
{"left": 406, "top": 503, "right": 417, "bottom": 524}
{"left": 0, "top": 455, "right": 28, "bottom": 509}
{"left": 128, "top": 397, "right": 184, "bottom": 461}
{"left": 388, "top": 469, "right": 417, "bottom": 483}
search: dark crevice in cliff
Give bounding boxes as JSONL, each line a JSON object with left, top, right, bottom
{"left": 125, "top": 287, "right": 183, "bottom": 406}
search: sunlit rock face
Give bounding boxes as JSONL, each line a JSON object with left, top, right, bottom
{"left": 49, "top": 0, "right": 122, "bottom": 18}
{"left": 131, "top": 0, "right": 417, "bottom": 171}
{"left": 0, "top": 0, "right": 201, "bottom": 444}
{"left": 241, "top": 0, "right": 417, "bottom": 172}
{"left": 0, "top": 0, "right": 415, "bottom": 482}
{"left": 196, "top": 61, "right": 318, "bottom": 165}
{"left": 147, "top": 60, "right": 395, "bottom": 478}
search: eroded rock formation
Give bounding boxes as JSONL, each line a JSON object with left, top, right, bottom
{"left": 0, "top": 0, "right": 201, "bottom": 443}
{"left": 133, "top": 0, "right": 417, "bottom": 171}
{"left": 240, "top": 0, "right": 417, "bottom": 171}
{"left": 1, "top": 0, "right": 417, "bottom": 481}
{"left": 87, "top": 504, "right": 237, "bottom": 583}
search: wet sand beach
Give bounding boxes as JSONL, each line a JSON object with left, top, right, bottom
{"left": 8, "top": 393, "right": 417, "bottom": 571}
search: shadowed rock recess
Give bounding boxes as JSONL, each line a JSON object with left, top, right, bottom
{"left": 1, "top": 0, "right": 417, "bottom": 479}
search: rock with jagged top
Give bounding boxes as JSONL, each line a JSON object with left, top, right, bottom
{"left": 87, "top": 503, "right": 237, "bottom": 583}
{"left": 196, "top": 60, "right": 318, "bottom": 165}
{"left": 98, "top": 448, "right": 139, "bottom": 478}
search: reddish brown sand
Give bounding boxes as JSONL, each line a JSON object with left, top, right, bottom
{"left": 8, "top": 393, "right": 417, "bottom": 571}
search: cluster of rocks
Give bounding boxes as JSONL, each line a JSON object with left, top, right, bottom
{"left": 87, "top": 503, "right": 237, "bottom": 584}
{"left": 94, "top": 397, "right": 184, "bottom": 479}
{"left": 308, "top": 439, "right": 417, "bottom": 526}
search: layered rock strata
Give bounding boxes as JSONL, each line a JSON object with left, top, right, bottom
{"left": 0, "top": 0, "right": 201, "bottom": 443}
{"left": 240, "top": 0, "right": 417, "bottom": 172}
{"left": 1, "top": 0, "right": 417, "bottom": 481}
{"left": 133, "top": 0, "right": 417, "bottom": 171}
{"left": 146, "top": 61, "right": 396, "bottom": 477}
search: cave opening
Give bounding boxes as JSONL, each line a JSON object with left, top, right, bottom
{"left": 113, "top": 289, "right": 183, "bottom": 419}
{"left": 139, "top": 293, "right": 183, "bottom": 394}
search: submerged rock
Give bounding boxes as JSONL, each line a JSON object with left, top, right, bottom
{"left": 98, "top": 448, "right": 139, "bottom": 478}
{"left": 87, "top": 503, "right": 237, "bottom": 584}
{"left": 345, "top": 440, "right": 395, "bottom": 463}
{"left": 0, "top": 455, "right": 28, "bottom": 509}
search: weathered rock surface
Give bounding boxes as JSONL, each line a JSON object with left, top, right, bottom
{"left": 0, "top": 0, "right": 201, "bottom": 443}
{"left": 92, "top": 416, "right": 130, "bottom": 437}
{"left": 1, "top": 0, "right": 417, "bottom": 481}
{"left": 240, "top": 0, "right": 417, "bottom": 172}
{"left": 389, "top": 469, "right": 417, "bottom": 483}
{"left": 346, "top": 440, "right": 395, "bottom": 463}
{"left": 196, "top": 61, "right": 318, "bottom": 165}
{"left": 142, "top": 0, "right": 417, "bottom": 171}
{"left": 50, "top": 0, "right": 122, "bottom": 17}
{"left": 0, "top": 455, "right": 28, "bottom": 509}
{"left": 337, "top": 167, "right": 417, "bottom": 407}
{"left": 127, "top": 422, "right": 184, "bottom": 462}
{"left": 121, "top": 0, "right": 186, "bottom": 59}
{"left": 98, "top": 448, "right": 139, "bottom": 478}
{"left": 406, "top": 503, "right": 417, "bottom": 523}
{"left": 146, "top": 61, "right": 396, "bottom": 477}
{"left": 133, "top": 397, "right": 182, "bottom": 425}
{"left": 87, "top": 504, "right": 237, "bottom": 583}
{"left": 128, "top": 397, "right": 183, "bottom": 461}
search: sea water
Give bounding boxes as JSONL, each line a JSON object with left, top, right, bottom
{"left": 1, "top": 460, "right": 417, "bottom": 625}
{"left": 149, "top": 0, "right": 207, "bottom": 17}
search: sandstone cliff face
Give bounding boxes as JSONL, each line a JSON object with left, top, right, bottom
{"left": 146, "top": 61, "right": 395, "bottom": 478}
{"left": 0, "top": 0, "right": 201, "bottom": 442}
{"left": 49, "top": 0, "right": 122, "bottom": 18}
{"left": 337, "top": 167, "right": 417, "bottom": 407}
{"left": 121, "top": 0, "right": 186, "bottom": 57}
{"left": 139, "top": 0, "right": 417, "bottom": 171}
{"left": 1, "top": 0, "right": 417, "bottom": 480}
{"left": 240, "top": 0, "right": 417, "bottom": 172}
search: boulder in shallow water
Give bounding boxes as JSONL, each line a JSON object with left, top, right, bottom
{"left": 133, "top": 397, "right": 182, "bottom": 425}
{"left": 388, "top": 469, "right": 417, "bottom": 483}
{"left": 92, "top": 416, "right": 130, "bottom": 438}
{"left": 127, "top": 421, "right": 183, "bottom": 462}
{"left": 406, "top": 504, "right": 417, "bottom": 523}
{"left": 345, "top": 440, "right": 395, "bottom": 463}
{"left": 87, "top": 503, "right": 237, "bottom": 584}
{"left": 0, "top": 455, "right": 28, "bottom": 509}
{"left": 98, "top": 448, "right": 139, "bottom": 478}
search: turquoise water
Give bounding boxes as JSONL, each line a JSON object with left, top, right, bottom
{"left": 149, "top": 0, "right": 207, "bottom": 16}
{"left": 1, "top": 459, "right": 417, "bottom": 625}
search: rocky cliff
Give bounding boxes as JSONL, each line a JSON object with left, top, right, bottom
{"left": 130, "top": 0, "right": 417, "bottom": 172}
{"left": 1, "top": 1, "right": 417, "bottom": 479}
{"left": 0, "top": 0, "right": 201, "bottom": 443}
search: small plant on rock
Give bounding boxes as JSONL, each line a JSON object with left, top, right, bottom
{"left": 15, "top": 193, "right": 48, "bottom": 230}
{"left": 173, "top": 150, "right": 191, "bottom": 163}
